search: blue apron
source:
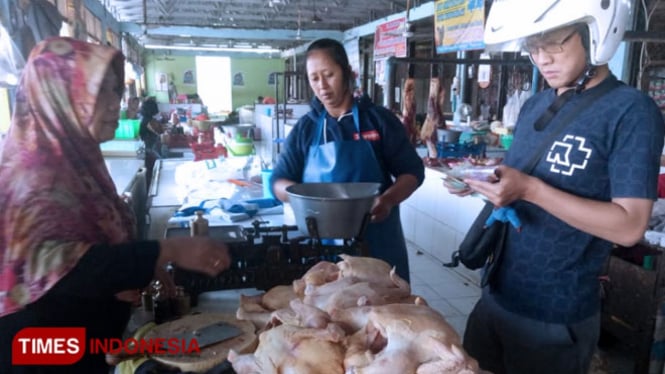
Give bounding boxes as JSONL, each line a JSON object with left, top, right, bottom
{"left": 302, "top": 105, "right": 410, "bottom": 282}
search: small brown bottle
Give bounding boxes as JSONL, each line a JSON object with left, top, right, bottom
{"left": 190, "top": 210, "right": 209, "bottom": 236}
{"left": 171, "top": 286, "right": 191, "bottom": 317}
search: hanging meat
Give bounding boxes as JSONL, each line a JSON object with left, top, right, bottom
{"left": 420, "top": 78, "right": 445, "bottom": 158}
{"left": 401, "top": 78, "right": 418, "bottom": 146}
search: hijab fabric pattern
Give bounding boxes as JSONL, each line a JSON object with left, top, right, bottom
{"left": 0, "top": 37, "right": 135, "bottom": 316}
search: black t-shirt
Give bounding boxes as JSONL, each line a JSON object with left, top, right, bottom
{"left": 140, "top": 98, "right": 159, "bottom": 119}
{"left": 139, "top": 99, "right": 160, "bottom": 141}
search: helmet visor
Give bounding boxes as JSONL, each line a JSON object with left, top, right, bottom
{"left": 521, "top": 25, "right": 581, "bottom": 64}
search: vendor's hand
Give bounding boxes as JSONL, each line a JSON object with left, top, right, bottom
{"left": 464, "top": 165, "right": 534, "bottom": 207}
{"left": 370, "top": 195, "right": 394, "bottom": 223}
{"left": 157, "top": 237, "right": 231, "bottom": 277}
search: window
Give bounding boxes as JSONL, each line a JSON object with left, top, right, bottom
{"left": 195, "top": 56, "right": 232, "bottom": 113}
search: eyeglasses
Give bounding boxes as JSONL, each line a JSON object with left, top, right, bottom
{"left": 524, "top": 30, "right": 577, "bottom": 56}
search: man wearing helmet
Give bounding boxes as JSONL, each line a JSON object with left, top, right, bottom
{"left": 447, "top": 1, "right": 665, "bottom": 373}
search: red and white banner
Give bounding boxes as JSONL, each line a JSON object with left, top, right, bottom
{"left": 373, "top": 17, "right": 408, "bottom": 60}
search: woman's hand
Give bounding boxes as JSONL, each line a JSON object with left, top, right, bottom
{"left": 370, "top": 195, "right": 394, "bottom": 222}
{"left": 114, "top": 289, "right": 141, "bottom": 305}
{"left": 157, "top": 237, "right": 231, "bottom": 277}
{"left": 370, "top": 174, "right": 420, "bottom": 222}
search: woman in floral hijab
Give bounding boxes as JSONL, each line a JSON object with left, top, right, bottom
{"left": 0, "top": 37, "right": 231, "bottom": 373}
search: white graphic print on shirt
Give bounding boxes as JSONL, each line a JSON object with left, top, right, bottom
{"left": 545, "top": 135, "right": 592, "bottom": 176}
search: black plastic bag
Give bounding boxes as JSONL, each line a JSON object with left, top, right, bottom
{"left": 444, "top": 201, "right": 508, "bottom": 287}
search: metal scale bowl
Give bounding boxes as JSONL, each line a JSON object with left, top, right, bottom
{"left": 285, "top": 182, "right": 380, "bottom": 241}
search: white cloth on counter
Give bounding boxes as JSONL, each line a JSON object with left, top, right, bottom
{"left": 166, "top": 155, "right": 282, "bottom": 224}
{"left": 169, "top": 197, "right": 283, "bottom": 225}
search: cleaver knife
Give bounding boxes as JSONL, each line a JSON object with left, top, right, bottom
{"left": 166, "top": 321, "right": 243, "bottom": 349}
{"left": 106, "top": 320, "right": 244, "bottom": 366}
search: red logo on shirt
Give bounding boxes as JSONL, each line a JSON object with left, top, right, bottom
{"left": 353, "top": 130, "right": 380, "bottom": 141}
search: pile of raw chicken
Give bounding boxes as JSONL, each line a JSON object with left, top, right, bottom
{"left": 227, "top": 254, "right": 487, "bottom": 373}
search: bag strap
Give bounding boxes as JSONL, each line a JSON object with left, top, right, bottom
{"left": 532, "top": 89, "right": 575, "bottom": 131}
{"left": 521, "top": 77, "right": 622, "bottom": 174}
{"left": 443, "top": 78, "right": 621, "bottom": 270}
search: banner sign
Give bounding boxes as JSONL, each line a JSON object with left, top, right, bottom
{"left": 435, "top": 0, "right": 485, "bottom": 54}
{"left": 373, "top": 17, "right": 408, "bottom": 60}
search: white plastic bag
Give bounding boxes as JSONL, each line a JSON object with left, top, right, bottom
{"left": 502, "top": 90, "right": 520, "bottom": 129}
{"left": 0, "top": 23, "right": 25, "bottom": 87}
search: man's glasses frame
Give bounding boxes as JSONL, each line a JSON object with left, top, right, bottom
{"left": 523, "top": 29, "right": 578, "bottom": 57}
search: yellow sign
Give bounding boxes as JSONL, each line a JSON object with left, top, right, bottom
{"left": 435, "top": 0, "right": 485, "bottom": 54}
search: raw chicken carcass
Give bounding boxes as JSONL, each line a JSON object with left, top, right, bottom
{"left": 303, "top": 268, "right": 411, "bottom": 313}
{"left": 269, "top": 298, "right": 331, "bottom": 329}
{"left": 331, "top": 304, "right": 482, "bottom": 374}
{"left": 236, "top": 285, "right": 298, "bottom": 330}
{"left": 336, "top": 254, "right": 403, "bottom": 287}
{"left": 238, "top": 285, "right": 296, "bottom": 311}
{"left": 293, "top": 260, "right": 340, "bottom": 297}
{"left": 228, "top": 322, "right": 346, "bottom": 374}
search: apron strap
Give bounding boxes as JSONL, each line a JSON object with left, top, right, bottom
{"left": 313, "top": 103, "right": 361, "bottom": 145}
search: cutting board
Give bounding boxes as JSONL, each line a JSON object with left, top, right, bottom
{"left": 144, "top": 312, "right": 257, "bottom": 373}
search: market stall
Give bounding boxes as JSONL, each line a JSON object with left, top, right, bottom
{"left": 127, "top": 151, "right": 488, "bottom": 373}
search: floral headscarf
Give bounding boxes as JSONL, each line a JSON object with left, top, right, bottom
{"left": 0, "top": 37, "right": 135, "bottom": 316}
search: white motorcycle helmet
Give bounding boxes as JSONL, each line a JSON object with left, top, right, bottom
{"left": 484, "top": 0, "right": 632, "bottom": 66}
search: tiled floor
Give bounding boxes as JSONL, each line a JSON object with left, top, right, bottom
{"left": 405, "top": 240, "right": 637, "bottom": 374}
{"left": 406, "top": 241, "right": 480, "bottom": 339}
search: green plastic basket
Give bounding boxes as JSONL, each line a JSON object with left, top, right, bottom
{"left": 115, "top": 119, "right": 140, "bottom": 139}
{"left": 226, "top": 140, "right": 254, "bottom": 156}
{"left": 500, "top": 134, "right": 514, "bottom": 150}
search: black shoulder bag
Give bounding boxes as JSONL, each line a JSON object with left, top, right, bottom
{"left": 444, "top": 78, "right": 622, "bottom": 287}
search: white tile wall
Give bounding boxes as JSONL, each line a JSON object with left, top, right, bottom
{"left": 402, "top": 167, "right": 485, "bottom": 285}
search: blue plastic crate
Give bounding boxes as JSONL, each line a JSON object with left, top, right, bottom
{"left": 436, "top": 141, "right": 486, "bottom": 158}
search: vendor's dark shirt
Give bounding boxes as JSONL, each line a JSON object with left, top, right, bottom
{"left": 271, "top": 95, "right": 425, "bottom": 191}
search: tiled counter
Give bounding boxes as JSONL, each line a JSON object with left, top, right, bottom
{"left": 401, "top": 167, "right": 485, "bottom": 285}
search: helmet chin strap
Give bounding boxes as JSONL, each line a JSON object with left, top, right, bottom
{"left": 570, "top": 65, "right": 597, "bottom": 93}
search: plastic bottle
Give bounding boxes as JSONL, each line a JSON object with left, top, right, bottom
{"left": 190, "top": 210, "right": 209, "bottom": 236}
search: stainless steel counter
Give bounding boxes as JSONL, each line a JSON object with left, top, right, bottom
{"left": 100, "top": 139, "right": 141, "bottom": 158}
{"left": 149, "top": 158, "right": 186, "bottom": 207}
{"left": 146, "top": 158, "right": 292, "bottom": 240}
{"left": 104, "top": 157, "right": 145, "bottom": 193}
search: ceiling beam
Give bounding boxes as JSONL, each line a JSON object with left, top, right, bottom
{"left": 120, "top": 23, "right": 343, "bottom": 41}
